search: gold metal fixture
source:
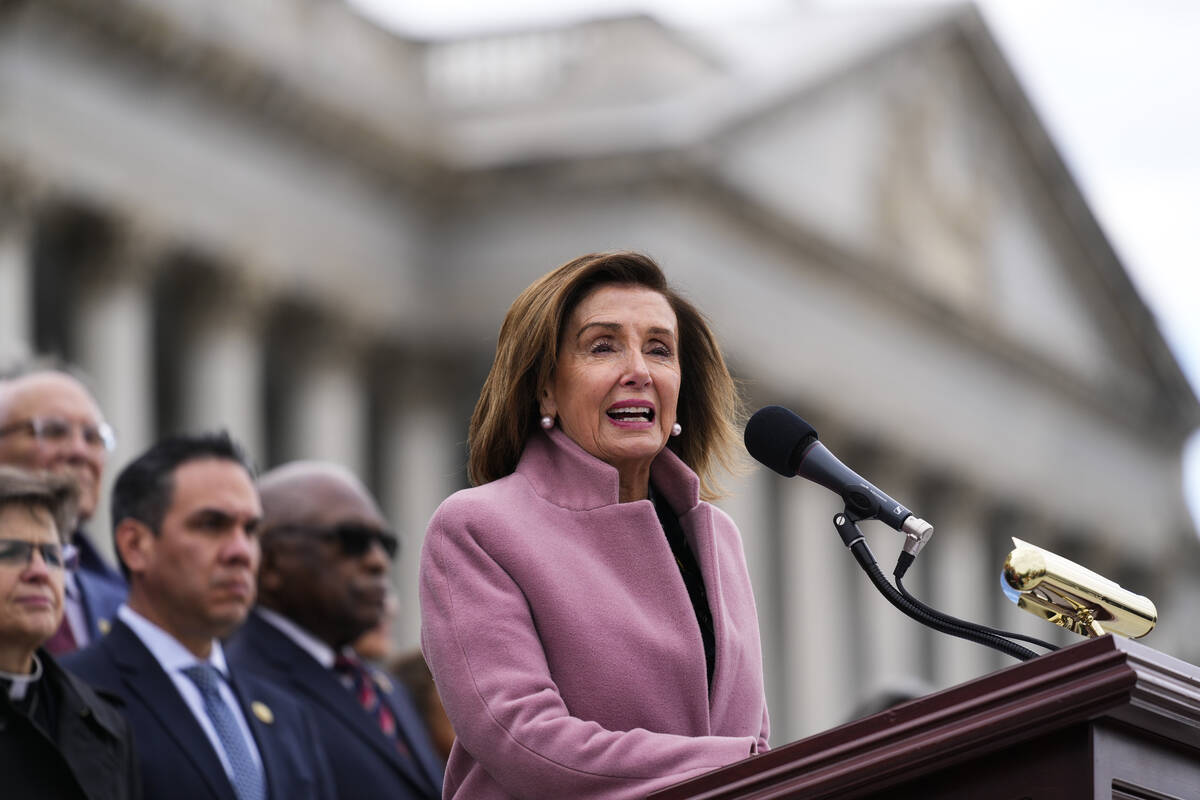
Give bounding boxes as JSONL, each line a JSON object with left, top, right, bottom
{"left": 1002, "top": 538, "right": 1156, "bottom": 639}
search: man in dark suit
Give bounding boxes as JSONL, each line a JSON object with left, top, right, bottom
{"left": 227, "top": 461, "right": 443, "bottom": 800}
{"left": 65, "top": 433, "right": 335, "bottom": 800}
{"left": 0, "top": 360, "right": 125, "bottom": 651}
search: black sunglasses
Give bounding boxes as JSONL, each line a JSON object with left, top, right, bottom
{"left": 266, "top": 523, "right": 399, "bottom": 560}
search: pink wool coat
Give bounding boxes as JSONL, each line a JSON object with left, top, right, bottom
{"left": 420, "top": 427, "right": 769, "bottom": 799}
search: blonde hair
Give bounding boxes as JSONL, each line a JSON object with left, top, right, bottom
{"left": 468, "top": 252, "right": 742, "bottom": 500}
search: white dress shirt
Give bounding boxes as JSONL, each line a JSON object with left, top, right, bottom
{"left": 254, "top": 607, "right": 364, "bottom": 693}
{"left": 118, "top": 605, "right": 264, "bottom": 779}
{"left": 254, "top": 606, "right": 337, "bottom": 669}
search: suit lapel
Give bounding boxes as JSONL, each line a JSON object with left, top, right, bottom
{"left": 76, "top": 570, "right": 109, "bottom": 639}
{"left": 75, "top": 569, "right": 101, "bottom": 636}
{"left": 251, "top": 614, "right": 436, "bottom": 794}
{"left": 105, "top": 621, "right": 237, "bottom": 800}
{"left": 227, "top": 672, "right": 286, "bottom": 795}
{"left": 375, "top": 672, "right": 443, "bottom": 791}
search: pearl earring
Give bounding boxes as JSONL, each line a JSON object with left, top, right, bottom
{"left": 540, "top": 415, "right": 555, "bottom": 430}
{"left": 671, "top": 422, "right": 682, "bottom": 437}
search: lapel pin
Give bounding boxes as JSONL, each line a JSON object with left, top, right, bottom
{"left": 98, "top": 619, "right": 112, "bottom": 635}
{"left": 251, "top": 701, "right": 274, "bottom": 725}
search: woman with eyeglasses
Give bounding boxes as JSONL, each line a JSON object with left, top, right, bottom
{"left": 420, "top": 252, "right": 770, "bottom": 799}
{"left": 0, "top": 466, "right": 140, "bottom": 799}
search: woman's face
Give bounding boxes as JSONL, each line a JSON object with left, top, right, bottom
{"left": 542, "top": 284, "right": 681, "bottom": 483}
{"left": 0, "top": 505, "right": 64, "bottom": 660}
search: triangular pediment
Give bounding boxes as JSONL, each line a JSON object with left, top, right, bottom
{"left": 707, "top": 7, "right": 1196, "bottom": 434}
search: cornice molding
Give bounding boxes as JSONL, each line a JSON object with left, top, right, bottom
{"left": 428, "top": 150, "right": 1191, "bottom": 441}
{"left": 0, "top": 158, "right": 56, "bottom": 229}
{"left": 733, "top": 173, "right": 1195, "bottom": 442}
{"left": 37, "top": 0, "right": 443, "bottom": 190}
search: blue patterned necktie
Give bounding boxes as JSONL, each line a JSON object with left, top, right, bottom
{"left": 183, "top": 663, "right": 267, "bottom": 800}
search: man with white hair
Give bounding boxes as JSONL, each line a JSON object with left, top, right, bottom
{"left": 0, "top": 359, "right": 125, "bottom": 653}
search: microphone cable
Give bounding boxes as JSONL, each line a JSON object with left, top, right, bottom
{"left": 835, "top": 512, "right": 1039, "bottom": 662}
{"left": 892, "top": 550, "right": 1060, "bottom": 653}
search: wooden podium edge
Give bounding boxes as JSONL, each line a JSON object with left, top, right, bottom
{"left": 650, "top": 635, "right": 1200, "bottom": 799}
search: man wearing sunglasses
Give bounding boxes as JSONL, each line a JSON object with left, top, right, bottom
{"left": 0, "top": 466, "right": 139, "bottom": 800}
{"left": 0, "top": 360, "right": 126, "bottom": 654}
{"left": 227, "top": 461, "right": 443, "bottom": 800}
{"left": 65, "top": 433, "right": 335, "bottom": 800}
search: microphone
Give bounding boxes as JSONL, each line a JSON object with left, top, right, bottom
{"left": 744, "top": 405, "right": 934, "bottom": 556}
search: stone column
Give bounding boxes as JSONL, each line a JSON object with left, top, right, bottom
{"left": 925, "top": 488, "right": 995, "bottom": 688}
{"left": 0, "top": 174, "right": 35, "bottom": 359}
{"left": 71, "top": 223, "right": 159, "bottom": 561}
{"left": 277, "top": 317, "right": 369, "bottom": 479}
{"left": 852, "top": 459, "right": 926, "bottom": 706}
{"left": 780, "top": 477, "right": 855, "bottom": 739}
{"left": 715, "top": 465, "right": 781, "bottom": 734}
{"left": 377, "top": 358, "right": 461, "bottom": 652}
{"left": 175, "top": 271, "right": 268, "bottom": 463}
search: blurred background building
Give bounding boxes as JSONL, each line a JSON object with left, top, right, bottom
{"left": 2, "top": 0, "right": 1197, "bottom": 743}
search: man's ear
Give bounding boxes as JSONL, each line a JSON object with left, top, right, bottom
{"left": 114, "top": 518, "right": 154, "bottom": 577}
{"left": 257, "top": 544, "right": 283, "bottom": 593}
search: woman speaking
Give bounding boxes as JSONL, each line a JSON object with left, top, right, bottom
{"left": 420, "top": 252, "right": 769, "bottom": 799}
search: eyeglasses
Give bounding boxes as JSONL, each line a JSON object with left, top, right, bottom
{"left": 0, "top": 417, "right": 117, "bottom": 452}
{"left": 0, "top": 539, "right": 78, "bottom": 571}
{"left": 266, "top": 523, "right": 399, "bottom": 560}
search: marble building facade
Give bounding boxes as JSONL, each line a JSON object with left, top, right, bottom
{"left": 2, "top": 0, "right": 1197, "bottom": 742}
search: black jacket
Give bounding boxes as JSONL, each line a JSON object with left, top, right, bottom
{"left": 0, "top": 649, "right": 140, "bottom": 800}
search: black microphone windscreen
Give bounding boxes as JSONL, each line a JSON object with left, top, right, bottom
{"left": 744, "top": 405, "right": 818, "bottom": 477}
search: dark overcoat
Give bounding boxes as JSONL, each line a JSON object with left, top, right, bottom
{"left": 0, "top": 649, "right": 140, "bottom": 800}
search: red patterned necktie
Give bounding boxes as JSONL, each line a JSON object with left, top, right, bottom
{"left": 333, "top": 654, "right": 410, "bottom": 757}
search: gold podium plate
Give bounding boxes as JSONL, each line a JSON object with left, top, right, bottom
{"left": 1002, "top": 537, "right": 1156, "bottom": 639}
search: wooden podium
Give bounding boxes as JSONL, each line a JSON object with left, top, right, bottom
{"left": 650, "top": 635, "right": 1200, "bottom": 800}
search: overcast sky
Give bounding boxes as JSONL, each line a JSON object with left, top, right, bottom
{"left": 350, "top": 0, "right": 1200, "bottom": 522}
{"left": 972, "top": 0, "right": 1200, "bottom": 526}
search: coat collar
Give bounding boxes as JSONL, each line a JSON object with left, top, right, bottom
{"left": 41, "top": 649, "right": 128, "bottom": 741}
{"left": 516, "top": 427, "right": 700, "bottom": 515}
